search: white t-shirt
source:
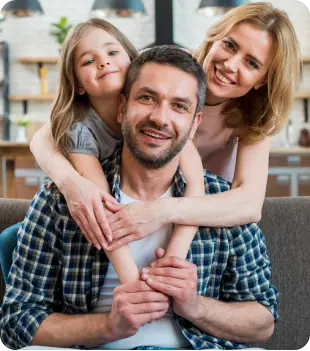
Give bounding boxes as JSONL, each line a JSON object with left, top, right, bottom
{"left": 93, "top": 187, "right": 190, "bottom": 349}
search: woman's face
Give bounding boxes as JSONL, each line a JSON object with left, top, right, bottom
{"left": 203, "top": 22, "right": 274, "bottom": 105}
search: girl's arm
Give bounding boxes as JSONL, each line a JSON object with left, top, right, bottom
{"left": 70, "top": 153, "right": 140, "bottom": 283}
{"left": 106, "top": 137, "right": 270, "bottom": 250}
{"left": 165, "top": 140, "right": 204, "bottom": 259}
{"left": 30, "top": 123, "right": 116, "bottom": 249}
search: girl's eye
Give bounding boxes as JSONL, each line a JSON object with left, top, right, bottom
{"left": 83, "top": 59, "right": 94, "bottom": 66}
{"left": 223, "top": 40, "right": 234, "bottom": 51}
{"left": 109, "top": 50, "right": 118, "bottom": 56}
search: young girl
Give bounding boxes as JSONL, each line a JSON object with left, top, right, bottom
{"left": 34, "top": 18, "right": 205, "bottom": 283}
{"left": 29, "top": 2, "right": 301, "bottom": 251}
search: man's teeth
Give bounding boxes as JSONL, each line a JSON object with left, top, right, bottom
{"left": 142, "top": 131, "right": 168, "bottom": 139}
{"left": 216, "top": 70, "right": 234, "bottom": 84}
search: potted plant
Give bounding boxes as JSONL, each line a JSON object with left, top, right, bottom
{"left": 14, "top": 115, "right": 31, "bottom": 143}
{"left": 50, "top": 17, "right": 73, "bottom": 49}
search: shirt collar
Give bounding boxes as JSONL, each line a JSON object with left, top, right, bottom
{"left": 106, "top": 145, "right": 186, "bottom": 201}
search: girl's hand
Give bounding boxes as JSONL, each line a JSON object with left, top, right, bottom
{"left": 61, "top": 175, "right": 118, "bottom": 250}
{"left": 105, "top": 200, "right": 168, "bottom": 251}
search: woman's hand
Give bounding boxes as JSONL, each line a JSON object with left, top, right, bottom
{"left": 61, "top": 175, "right": 118, "bottom": 250}
{"left": 105, "top": 199, "right": 169, "bottom": 251}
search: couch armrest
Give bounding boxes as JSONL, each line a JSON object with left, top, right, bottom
{"left": 0, "top": 198, "right": 31, "bottom": 304}
{"left": 0, "top": 198, "right": 31, "bottom": 232}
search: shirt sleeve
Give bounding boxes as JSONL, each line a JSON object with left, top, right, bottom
{"left": 67, "top": 122, "right": 100, "bottom": 159}
{"left": 0, "top": 187, "right": 64, "bottom": 349}
{"left": 220, "top": 223, "right": 279, "bottom": 321}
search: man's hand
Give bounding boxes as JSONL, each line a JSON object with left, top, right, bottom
{"left": 141, "top": 248, "right": 199, "bottom": 321}
{"left": 107, "top": 280, "right": 169, "bottom": 340}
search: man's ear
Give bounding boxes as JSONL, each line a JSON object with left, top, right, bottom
{"left": 189, "top": 111, "right": 202, "bottom": 139}
{"left": 117, "top": 94, "right": 126, "bottom": 123}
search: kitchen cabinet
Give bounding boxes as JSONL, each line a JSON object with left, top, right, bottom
{"left": 266, "top": 148, "right": 310, "bottom": 197}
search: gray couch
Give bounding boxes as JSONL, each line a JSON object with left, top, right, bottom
{"left": 0, "top": 197, "right": 309, "bottom": 350}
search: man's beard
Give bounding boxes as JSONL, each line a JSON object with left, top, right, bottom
{"left": 121, "top": 111, "right": 192, "bottom": 169}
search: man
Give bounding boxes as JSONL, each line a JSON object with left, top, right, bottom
{"left": 1, "top": 46, "right": 278, "bottom": 350}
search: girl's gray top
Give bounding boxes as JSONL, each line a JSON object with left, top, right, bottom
{"left": 67, "top": 107, "right": 122, "bottom": 163}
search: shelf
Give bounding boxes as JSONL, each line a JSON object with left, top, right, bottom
{"left": 9, "top": 94, "right": 56, "bottom": 101}
{"left": 302, "top": 57, "right": 310, "bottom": 63}
{"left": 17, "top": 57, "right": 59, "bottom": 64}
{"left": 295, "top": 91, "right": 310, "bottom": 99}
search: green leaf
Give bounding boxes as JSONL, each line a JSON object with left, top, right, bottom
{"left": 60, "top": 17, "right": 68, "bottom": 27}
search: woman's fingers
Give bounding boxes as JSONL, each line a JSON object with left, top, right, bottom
{"left": 93, "top": 200, "right": 113, "bottom": 243}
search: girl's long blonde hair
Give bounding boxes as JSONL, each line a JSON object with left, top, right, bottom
{"left": 50, "top": 18, "right": 138, "bottom": 161}
{"left": 195, "top": 2, "right": 301, "bottom": 143}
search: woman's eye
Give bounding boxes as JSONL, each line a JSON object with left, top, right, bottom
{"left": 248, "top": 60, "right": 259, "bottom": 70}
{"left": 223, "top": 41, "right": 234, "bottom": 50}
{"left": 109, "top": 50, "right": 118, "bottom": 56}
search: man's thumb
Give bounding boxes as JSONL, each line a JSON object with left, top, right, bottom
{"left": 155, "top": 248, "right": 165, "bottom": 259}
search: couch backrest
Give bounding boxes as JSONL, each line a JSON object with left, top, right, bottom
{"left": 0, "top": 197, "right": 309, "bottom": 349}
{"left": 259, "top": 197, "right": 310, "bottom": 350}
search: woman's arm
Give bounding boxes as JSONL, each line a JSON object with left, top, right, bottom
{"left": 168, "top": 136, "right": 271, "bottom": 226}
{"left": 30, "top": 123, "right": 116, "bottom": 248}
{"left": 165, "top": 140, "right": 204, "bottom": 259}
{"left": 106, "top": 137, "right": 270, "bottom": 250}
{"left": 70, "top": 153, "right": 140, "bottom": 283}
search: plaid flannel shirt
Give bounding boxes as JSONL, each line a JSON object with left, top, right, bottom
{"left": 0, "top": 146, "right": 278, "bottom": 350}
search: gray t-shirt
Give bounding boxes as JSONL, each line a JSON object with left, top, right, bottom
{"left": 67, "top": 107, "right": 122, "bottom": 163}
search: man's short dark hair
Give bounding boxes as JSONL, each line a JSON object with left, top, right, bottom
{"left": 123, "top": 45, "right": 207, "bottom": 114}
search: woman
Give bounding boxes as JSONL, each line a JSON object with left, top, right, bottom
{"left": 29, "top": 2, "right": 300, "bottom": 249}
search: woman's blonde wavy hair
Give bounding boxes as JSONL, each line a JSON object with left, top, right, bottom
{"left": 50, "top": 18, "right": 138, "bottom": 161}
{"left": 195, "top": 2, "right": 301, "bottom": 143}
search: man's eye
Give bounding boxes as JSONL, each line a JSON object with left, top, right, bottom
{"left": 83, "top": 59, "right": 94, "bottom": 66}
{"left": 174, "top": 103, "right": 188, "bottom": 111}
{"left": 109, "top": 51, "right": 118, "bottom": 56}
{"left": 140, "top": 95, "right": 153, "bottom": 102}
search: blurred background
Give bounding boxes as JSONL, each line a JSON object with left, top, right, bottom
{"left": 0, "top": 0, "right": 309, "bottom": 199}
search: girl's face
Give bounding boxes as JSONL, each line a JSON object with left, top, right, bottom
{"left": 74, "top": 28, "right": 131, "bottom": 98}
{"left": 203, "top": 22, "right": 274, "bottom": 105}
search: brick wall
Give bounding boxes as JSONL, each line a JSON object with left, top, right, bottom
{"left": 0, "top": 0, "right": 309, "bottom": 145}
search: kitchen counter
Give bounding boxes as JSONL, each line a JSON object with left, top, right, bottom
{"left": 270, "top": 147, "right": 310, "bottom": 154}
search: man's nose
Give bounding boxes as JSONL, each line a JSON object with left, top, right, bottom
{"left": 149, "top": 103, "right": 169, "bottom": 128}
{"left": 224, "top": 55, "right": 239, "bottom": 73}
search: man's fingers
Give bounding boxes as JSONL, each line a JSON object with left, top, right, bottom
{"left": 141, "top": 274, "right": 185, "bottom": 289}
{"left": 135, "top": 310, "right": 168, "bottom": 326}
{"left": 141, "top": 266, "right": 189, "bottom": 280}
{"left": 130, "top": 302, "right": 169, "bottom": 314}
{"left": 116, "top": 280, "right": 155, "bottom": 294}
{"left": 143, "top": 276, "right": 182, "bottom": 298}
{"left": 151, "top": 256, "right": 194, "bottom": 269}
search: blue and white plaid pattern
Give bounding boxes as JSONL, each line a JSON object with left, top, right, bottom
{"left": 0, "top": 146, "right": 278, "bottom": 350}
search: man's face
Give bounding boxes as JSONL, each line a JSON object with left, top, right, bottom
{"left": 118, "top": 62, "right": 202, "bottom": 168}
